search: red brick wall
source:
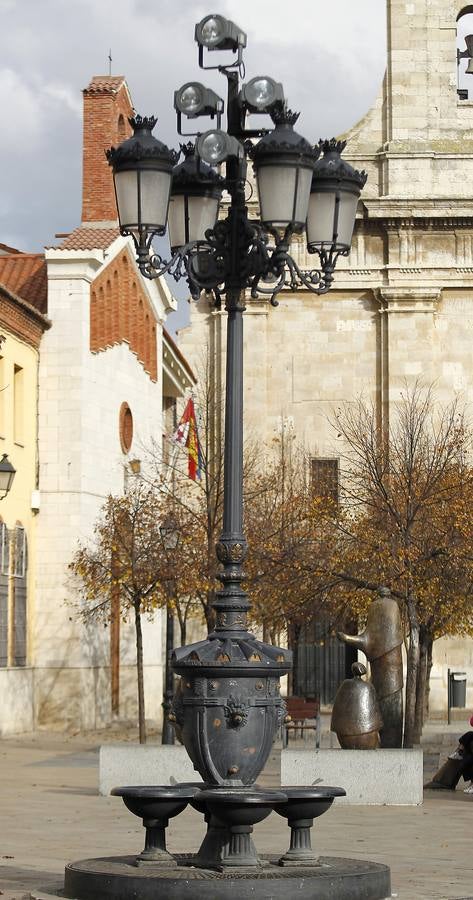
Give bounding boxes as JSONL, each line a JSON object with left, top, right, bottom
{"left": 81, "top": 78, "right": 133, "bottom": 224}
{"left": 90, "top": 249, "right": 158, "bottom": 382}
{"left": 0, "top": 290, "right": 49, "bottom": 349}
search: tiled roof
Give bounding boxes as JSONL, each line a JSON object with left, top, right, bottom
{"left": 83, "top": 76, "right": 126, "bottom": 94}
{"left": 56, "top": 226, "right": 120, "bottom": 251}
{"left": 0, "top": 254, "right": 47, "bottom": 313}
{"left": 0, "top": 242, "right": 21, "bottom": 255}
{"left": 0, "top": 282, "right": 50, "bottom": 329}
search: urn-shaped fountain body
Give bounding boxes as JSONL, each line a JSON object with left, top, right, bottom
{"left": 172, "top": 633, "right": 291, "bottom": 785}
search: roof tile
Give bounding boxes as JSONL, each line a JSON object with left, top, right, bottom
{"left": 0, "top": 254, "right": 47, "bottom": 313}
{"left": 55, "top": 226, "right": 120, "bottom": 251}
{"left": 83, "top": 76, "right": 126, "bottom": 94}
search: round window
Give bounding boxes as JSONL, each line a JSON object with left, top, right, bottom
{"left": 119, "top": 402, "right": 133, "bottom": 454}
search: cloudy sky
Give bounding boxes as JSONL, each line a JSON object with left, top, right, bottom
{"left": 0, "top": 0, "right": 387, "bottom": 329}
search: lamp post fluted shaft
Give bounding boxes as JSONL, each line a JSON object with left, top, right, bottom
{"left": 213, "top": 146, "right": 250, "bottom": 631}
{"left": 161, "top": 602, "right": 175, "bottom": 745}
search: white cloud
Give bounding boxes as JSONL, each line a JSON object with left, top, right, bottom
{"left": 0, "top": 69, "right": 43, "bottom": 150}
{"left": 0, "top": 0, "right": 387, "bottom": 253}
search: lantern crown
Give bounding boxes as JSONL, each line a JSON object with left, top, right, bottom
{"left": 312, "top": 138, "right": 367, "bottom": 189}
{"left": 106, "top": 116, "right": 177, "bottom": 169}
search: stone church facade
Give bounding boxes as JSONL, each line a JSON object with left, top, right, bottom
{"left": 178, "top": 0, "right": 473, "bottom": 713}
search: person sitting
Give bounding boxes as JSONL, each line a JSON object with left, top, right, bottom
{"left": 452, "top": 724, "right": 473, "bottom": 793}
{"left": 425, "top": 716, "right": 473, "bottom": 792}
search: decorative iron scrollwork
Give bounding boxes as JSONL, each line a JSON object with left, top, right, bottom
{"left": 215, "top": 540, "right": 247, "bottom": 564}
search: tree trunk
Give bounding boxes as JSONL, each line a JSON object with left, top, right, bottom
{"left": 263, "top": 622, "right": 270, "bottom": 643}
{"left": 175, "top": 604, "right": 187, "bottom": 646}
{"left": 403, "top": 594, "right": 420, "bottom": 748}
{"left": 424, "top": 635, "right": 434, "bottom": 722}
{"left": 204, "top": 589, "right": 216, "bottom": 632}
{"left": 289, "top": 623, "right": 301, "bottom": 696}
{"left": 414, "top": 627, "right": 429, "bottom": 743}
{"left": 134, "top": 602, "right": 146, "bottom": 744}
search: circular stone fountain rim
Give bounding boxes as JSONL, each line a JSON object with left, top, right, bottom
{"left": 197, "top": 788, "right": 288, "bottom": 804}
{"left": 111, "top": 785, "right": 199, "bottom": 798}
{"left": 280, "top": 786, "right": 346, "bottom": 798}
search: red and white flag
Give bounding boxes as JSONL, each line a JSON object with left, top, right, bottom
{"left": 172, "top": 397, "right": 202, "bottom": 481}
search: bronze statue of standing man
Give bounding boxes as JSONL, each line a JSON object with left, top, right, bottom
{"left": 337, "top": 587, "right": 403, "bottom": 748}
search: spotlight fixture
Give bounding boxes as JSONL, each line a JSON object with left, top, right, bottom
{"left": 196, "top": 129, "right": 243, "bottom": 165}
{"left": 195, "top": 14, "right": 247, "bottom": 52}
{"left": 239, "top": 76, "right": 285, "bottom": 114}
{"left": 174, "top": 82, "right": 224, "bottom": 118}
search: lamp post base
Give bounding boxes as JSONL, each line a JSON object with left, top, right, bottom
{"left": 64, "top": 855, "right": 391, "bottom": 900}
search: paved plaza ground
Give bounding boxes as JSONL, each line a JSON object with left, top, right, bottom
{"left": 0, "top": 721, "right": 472, "bottom": 900}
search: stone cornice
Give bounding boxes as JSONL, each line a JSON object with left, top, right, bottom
{"left": 362, "top": 198, "right": 473, "bottom": 223}
{"left": 376, "top": 287, "right": 441, "bottom": 313}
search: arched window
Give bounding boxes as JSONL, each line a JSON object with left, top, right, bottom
{"left": 12, "top": 524, "right": 27, "bottom": 666}
{"left": 457, "top": 7, "right": 473, "bottom": 99}
{"left": 117, "top": 114, "right": 127, "bottom": 141}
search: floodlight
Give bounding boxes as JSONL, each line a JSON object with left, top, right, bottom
{"left": 174, "top": 82, "right": 224, "bottom": 119}
{"left": 195, "top": 14, "right": 247, "bottom": 51}
{"left": 197, "top": 129, "right": 243, "bottom": 165}
{"left": 239, "top": 76, "right": 285, "bottom": 113}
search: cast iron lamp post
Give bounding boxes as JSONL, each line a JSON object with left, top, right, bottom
{"left": 107, "top": 0, "right": 366, "bottom": 797}
{"left": 159, "top": 518, "right": 180, "bottom": 746}
{"left": 64, "top": 13, "right": 391, "bottom": 898}
{"left": 72, "top": 14, "right": 392, "bottom": 895}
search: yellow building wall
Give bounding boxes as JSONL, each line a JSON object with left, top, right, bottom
{"left": 0, "top": 328, "right": 38, "bottom": 672}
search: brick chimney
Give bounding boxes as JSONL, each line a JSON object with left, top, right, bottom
{"left": 81, "top": 76, "right": 134, "bottom": 225}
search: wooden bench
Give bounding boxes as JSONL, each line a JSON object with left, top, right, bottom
{"left": 283, "top": 696, "right": 321, "bottom": 748}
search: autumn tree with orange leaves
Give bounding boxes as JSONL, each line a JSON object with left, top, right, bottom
{"left": 316, "top": 385, "right": 473, "bottom": 746}
{"left": 69, "top": 481, "right": 172, "bottom": 744}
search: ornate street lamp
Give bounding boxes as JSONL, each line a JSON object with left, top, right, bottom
{"left": 66, "top": 11, "right": 388, "bottom": 898}
{"left": 167, "top": 143, "right": 223, "bottom": 254}
{"left": 0, "top": 454, "right": 15, "bottom": 500}
{"left": 108, "top": 115, "right": 177, "bottom": 267}
{"left": 106, "top": 0, "right": 366, "bottom": 861}
{"left": 159, "top": 517, "right": 180, "bottom": 746}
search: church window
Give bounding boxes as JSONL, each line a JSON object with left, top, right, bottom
{"left": 117, "top": 114, "right": 127, "bottom": 141}
{"left": 119, "top": 401, "right": 134, "bottom": 454}
{"left": 457, "top": 7, "right": 473, "bottom": 100}
{"left": 311, "top": 458, "right": 339, "bottom": 504}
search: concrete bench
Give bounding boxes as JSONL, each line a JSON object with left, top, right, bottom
{"left": 281, "top": 748, "right": 423, "bottom": 805}
{"left": 99, "top": 744, "right": 202, "bottom": 796}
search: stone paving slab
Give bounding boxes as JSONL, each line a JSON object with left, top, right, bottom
{"left": 0, "top": 728, "right": 472, "bottom": 900}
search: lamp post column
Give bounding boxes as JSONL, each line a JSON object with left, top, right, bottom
{"left": 212, "top": 149, "right": 251, "bottom": 633}
{"left": 162, "top": 590, "right": 175, "bottom": 745}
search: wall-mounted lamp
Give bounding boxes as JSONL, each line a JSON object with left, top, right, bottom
{"left": 0, "top": 454, "right": 16, "bottom": 500}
